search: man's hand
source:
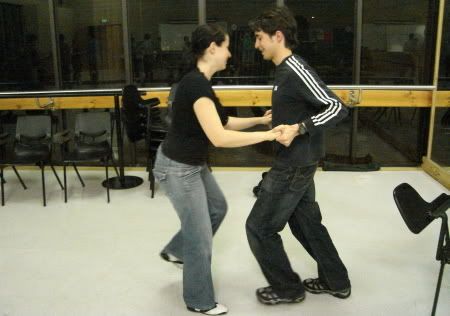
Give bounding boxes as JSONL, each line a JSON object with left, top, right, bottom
{"left": 273, "top": 124, "right": 299, "bottom": 147}
{"left": 260, "top": 110, "right": 272, "bottom": 126}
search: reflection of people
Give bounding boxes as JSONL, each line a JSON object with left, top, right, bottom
{"left": 153, "top": 24, "right": 280, "bottom": 315}
{"left": 242, "top": 31, "right": 253, "bottom": 64}
{"left": 87, "top": 29, "right": 98, "bottom": 83}
{"left": 246, "top": 6, "right": 351, "bottom": 305}
{"left": 182, "top": 35, "right": 191, "bottom": 52}
{"left": 71, "top": 36, "right": 82, "bottom": 84}
{"left": 404, "top": 33, "right": 420, "bottom": 82}
{"left": 155, "top": 36, "right": 162, "bottom": 63}
{"left": 19, "top": 34, "right": 41, "bottom": 89}
{"left": 59, "top": 34, "right": 71, "bottom": 83}
{"left": 179, "top": 35, "right": 193, "bottom": 77}
{"left": 142, "top": 33, "right": 153, "bottom": 81}
{"left": 404, "top": 33, "right": 419, "bottom": 53}
{"left": 131, "top": 35, "right": 143, "bottom": 81}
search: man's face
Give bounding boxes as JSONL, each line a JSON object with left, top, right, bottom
{"left": 254, "top": 30, "right": 276, "bottom": 61}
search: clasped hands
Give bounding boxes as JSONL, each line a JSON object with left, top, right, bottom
{"left": 266, "top": 124, "right": 298, "bottom": 147}
{"left": 261, "top": 110, "right": 299, "bottom": 147}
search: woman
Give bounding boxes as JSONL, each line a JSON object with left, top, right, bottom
{"left": 153, "top": 24, "right": 280, "bottom": 315}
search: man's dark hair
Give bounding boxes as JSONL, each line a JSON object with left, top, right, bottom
{"left": 249, "top": 6, "right": 299, "bottom": 49}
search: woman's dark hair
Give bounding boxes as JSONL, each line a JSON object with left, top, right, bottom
{"left": 249, "top": 6, "right": 299, "bottom": 49}
{"left": 175, "top": 24, "right": 228, "bottom": 81}
{"left": 191, "top": 24, "right": 228, "bottom": 61}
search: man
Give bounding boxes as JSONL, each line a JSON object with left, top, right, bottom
{"left": 246, "top": 6, "right": 351, "bottom": 305}
{"left": 142, "top": 33, "right": 153, "bottom": 81}
{"left": 404, "top": 33, "right": 419, "bottom": 53}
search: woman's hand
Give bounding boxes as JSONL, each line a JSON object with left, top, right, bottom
{"left": 264, "top": 127, "right": 282, "bottom": 141}
{"left": 273, "top": 124, "right": 299, "bottom": 147}
{"left": 260, "top": 110, "right": 272, "bottom": 126}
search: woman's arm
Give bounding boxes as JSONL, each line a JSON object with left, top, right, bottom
{"left": 224, "top": 110, "right": 272, "bottom": 131}
{"left": 193, "top": 98, "right": 279, "bottom": 148}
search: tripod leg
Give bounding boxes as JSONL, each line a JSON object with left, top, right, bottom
{"left": 1, "top": 166, "right": 4, "bottom": 206}
{"left": 105, "top": 157, "right": 110, "bottom": 203}
{"left": 431, "top": 261, "right": 445, "bottom": 316}
{"left": 64, "top": 164, "right": 68, "bottom": 203}
{"left": 41, "top": 163, "right": 46, "bottom": 207}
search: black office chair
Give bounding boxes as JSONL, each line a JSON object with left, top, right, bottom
{"left": 122, "top": 85, "right": 161, "bottom": 165}
{"left": 393, "top": 183, "right": 450, "bottom": 316}
{"left": 61, "top": 112, "right": 116, "bottom": 203}
{"left": 146, "top": 84, "right": 176, "bottom": 198}
{"left": 11, "top": 115, "right": 64, "bottom": 206}
{"left": 121, "top": 84, "right": 168, "bottom": 198}
{"left": 0, "top": 132, "right": 27, "bottom": 206}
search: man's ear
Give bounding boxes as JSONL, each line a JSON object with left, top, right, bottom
{"left": 275, "top": 30, "right": 284, "bottom": 43}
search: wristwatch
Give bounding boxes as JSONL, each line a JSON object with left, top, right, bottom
{"left": 298, "top": 122, "right": 307, "bottom": 135}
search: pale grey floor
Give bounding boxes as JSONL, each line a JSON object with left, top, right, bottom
{"left": 0, "top": 169, "right": 449, "bottom": 316}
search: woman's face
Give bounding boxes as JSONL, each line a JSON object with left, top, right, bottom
{"left": 215, "top": 35, "right": 231, "bottom": 71}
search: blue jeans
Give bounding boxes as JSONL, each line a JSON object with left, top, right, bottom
{"left": 153, "top": 147, "right": 228, "bottom": 310}
{"left": 246, "top": 162, "right": 350, "bottom": 297}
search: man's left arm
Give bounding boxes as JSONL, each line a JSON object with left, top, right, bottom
{"left": 277, "top": 62, "right": 349, "bottom": 146}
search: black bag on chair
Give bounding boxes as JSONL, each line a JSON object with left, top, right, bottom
{"left": 253, "top": 172, "right": 268, "bottom": 197}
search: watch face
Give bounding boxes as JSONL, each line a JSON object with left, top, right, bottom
{"left": 299, "top": 123, "right": 307, "bottom": 135}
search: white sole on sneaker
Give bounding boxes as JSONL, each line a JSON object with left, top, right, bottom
{"left": 160, "top": 252, "right": 183, "bottom": 269}
{"left": 187, "top": 303, "right": 228, "bottom": 315}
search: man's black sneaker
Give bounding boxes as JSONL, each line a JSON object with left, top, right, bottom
{"left": 160, "top": 252, "right": 183, "bottom": 269}
{"left": 187, "top": 303, "right": 228, "bottom": 315}
{"left": 256, "top": 286, "right": 305, "bottom": 305}
{"left": 303, "top": 278, "right": 351, "bottom": 299}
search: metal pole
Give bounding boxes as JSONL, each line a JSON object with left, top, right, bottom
{"left": 349, "top": 0, "right": 363, "bottom": 162}
{"left": 199, "top": 0, "right": 206, "bottom": 25}
{"left": 114, "top": 95, "right": 125, "bottom": 180}
{"left": 49, "top": 0, "right": 61, "bottom": 89}
{"left": 427, "top": 0, "right": 446, "bottom": 159}
{"left": 122, "top": 0, "right": 132, "bottom": 84}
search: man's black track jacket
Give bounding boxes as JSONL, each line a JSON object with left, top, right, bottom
{"left": 271, "top": 54, "right": 349, "bottom": 166}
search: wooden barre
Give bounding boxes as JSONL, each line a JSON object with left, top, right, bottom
{"left": 0, "top": 89, "right": 449, "bottom": 110}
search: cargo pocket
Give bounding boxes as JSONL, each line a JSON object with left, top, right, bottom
{"left": 260, "top": 167, "right": 292, "bottom": 194}
{"left": 153, "top": 170, "right": 167, "bottom": 182}
{"left": 289, "top": 165, "right": 316, "bottom": 192}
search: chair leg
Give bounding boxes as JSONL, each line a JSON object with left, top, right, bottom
{"left": 51, "top": 165, "right": 64, "bottom": 190}
{"left": 72, "top": 163, "right": 85, "bottom": 187}
{"left": 12, "top": 166, "right": 27, "bottom": 190}
{"left": 150, "top": 172, "right": 155, "bottom": 198}
{"left": 63, "top": 164, "right": 67, "bottom": 203}
{"left": 41, "top": 163, "right": 46, "bottom": 207}
{"left": 105, "top": 157, "right": 110, "bottom": 203}
{"left": 1, "top": 166, "right": 4, "bottom": 206}
{"left": 147, "top": 156, "right": 151, "bottom": 180}
{"left": 133, "top": 142, "right": 137, "bottom": 165}
{"left": 112, "top": 159, "right": 119, "bottom": 177}
{"left": 1, "top": 171, "right": 5, "bottom": 184}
